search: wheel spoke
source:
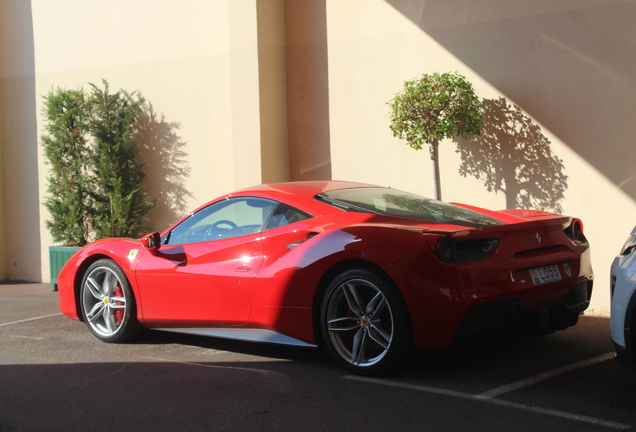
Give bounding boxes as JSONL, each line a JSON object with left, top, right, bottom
{"left": 368, "top": 324, "right": 391, "bottom": 349}
{"left": 87, "top": 302, "right": 106, "bottom": 322}
{"left": 366, "top": 291, "right": 384, "bottom": 315}
{"left": 102, "top": 270, "right": 113, "bottom": 294}
{"left": 358, "top": 331, "right": 370, "bottom": 365}
{"left": 327, "top": 316, "right": 358, "bottom": 331}
{"left": 86, "top": 277, "right": 104, "bottom": 300}
{"left": 350, "top": 328, "right": 365, "bottom": 365}
{"left": 110, "top": 296, "right": 126, "bottom": 309}
{"left": 342, "top": 282, "right": 363, "bottom": 316}
{"left": 103, "top": 307, "right": 115, "bottom": 334}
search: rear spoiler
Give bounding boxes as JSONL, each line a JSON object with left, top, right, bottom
{"left": 450, "top": 202, "right": 563, "bottom": 224}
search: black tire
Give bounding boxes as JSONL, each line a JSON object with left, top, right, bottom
{"left": 80, "top": 258, "right": 142, "bottom": 343}
{"left": 320, "top": 268, "right": 411, "bottom": 375}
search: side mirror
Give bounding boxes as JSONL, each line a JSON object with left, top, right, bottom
{"left": 140, "top": 232, "right": 161, "bottom": 251}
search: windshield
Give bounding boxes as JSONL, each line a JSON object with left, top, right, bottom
{"left": 316, "top": 187, "right": 502, "bottom": 228}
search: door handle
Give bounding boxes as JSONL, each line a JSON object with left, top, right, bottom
{"left": 235, "top": 264, "right": 251, "bottom": 272}
{"left": 287, "top": 232, "right": 320, "bottom": 250}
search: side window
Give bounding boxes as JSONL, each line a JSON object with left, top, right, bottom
{"left": 263, "top": 203, "right": 312, "bottom": 231}
{"left": 166, "top": 197, "right": 277, "bottom": 245}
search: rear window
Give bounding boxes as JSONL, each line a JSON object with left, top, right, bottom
{"left": 316, "top": 187, "right": 502, "bottom": 228}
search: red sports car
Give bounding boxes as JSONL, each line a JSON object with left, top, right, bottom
{"left": 57, "top": 181, "right": 593, "bottom": 375}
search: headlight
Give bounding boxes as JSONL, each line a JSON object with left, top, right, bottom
{"left": 620, "top": 235, "right": 636, "bottom": 256}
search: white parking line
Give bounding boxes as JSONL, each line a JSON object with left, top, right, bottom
{"left": 140, "top": 356, "right": 285, "bottom": 376}
{"left": 344, "top": 367, "right": 631, "bottom": 430}
{"left": 477, "top": 352, "right": 616, "bottom": 399}
{"left": 0, "top": 313, "right": 62, "bottom": 327}
{"left": 9, "top": 335, "right": 45, "bottom": 340}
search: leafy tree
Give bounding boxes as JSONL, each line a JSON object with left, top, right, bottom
{"left": 41, "top": 88, "right": 92, "bottom": 246}
{"left": 388, "top": 72, "right": 483, "bottom": 200}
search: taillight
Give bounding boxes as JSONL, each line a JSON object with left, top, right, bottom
{"left": 425, "top": 235, "right": 498, "bottom": 263}
{"left": 564, "top": 219, "right": 586, "bottom": 243}
{"left": 436, "top": 237, "right": 456, "bottom": 263}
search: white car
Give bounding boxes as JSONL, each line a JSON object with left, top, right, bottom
{"left": 611, "top": 225, "right": 636, "bottom": 370}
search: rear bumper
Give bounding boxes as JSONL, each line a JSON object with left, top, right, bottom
{"left": 391, "top": 247, "right": 593, "bottom": 351}
{"left": 401, "top": 255, "right": 594, "bottom": 350}
{"left": 453, "top": 280, "right": 592, "bottom": 341}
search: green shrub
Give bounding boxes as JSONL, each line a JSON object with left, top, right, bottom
{"left": 41, "top": 80, "right": 155, "bottom": 245}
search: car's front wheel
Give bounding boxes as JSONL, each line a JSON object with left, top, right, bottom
{"left": 320, "top": 268, "right": 411, "bottom": 375}
{"left": 80, "top": 259, "right": 142, "bottom": 343}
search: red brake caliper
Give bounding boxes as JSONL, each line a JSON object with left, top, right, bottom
{"left": 115, "top": 287, "right": 124, "bottom": 323}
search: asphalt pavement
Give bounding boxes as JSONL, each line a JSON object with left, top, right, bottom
{"left": 1, "top": 282, "right": 635, "bottom": 432}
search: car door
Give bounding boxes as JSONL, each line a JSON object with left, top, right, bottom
{"left": 134, "top": 197, "right": 277, "bottom": 326}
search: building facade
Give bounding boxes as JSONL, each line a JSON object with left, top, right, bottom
{"left": 1, "top": 0, "right": 635, "bottom": 316}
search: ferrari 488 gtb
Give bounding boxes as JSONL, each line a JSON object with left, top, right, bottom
{"left": 58, "top": 181, "right": 593, "bottom": 375}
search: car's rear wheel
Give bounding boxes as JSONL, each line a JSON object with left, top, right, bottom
{"left": 320, "top": 268, "right": 410, "bottom": 375}
{"left": 80, "top": 259, "right": 142, "bottom": 343}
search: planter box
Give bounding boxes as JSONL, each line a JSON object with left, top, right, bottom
{"left": 49, "top": 246, "right": 81, "bottom": 291}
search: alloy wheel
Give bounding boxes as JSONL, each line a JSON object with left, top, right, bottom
{"left": 325, "top": 278, "right": 395, "bottom": 368}
{"left": 82, "top": 265, "right": 128, "bottom": 338}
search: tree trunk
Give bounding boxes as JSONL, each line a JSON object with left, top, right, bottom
{"left": 429, "top": 140, "right": 442, "bottom": 200}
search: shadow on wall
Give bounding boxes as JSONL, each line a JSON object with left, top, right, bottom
{"left": 385, "top": 0, "right": 636, "bottom": 202}
{"left": 135, "top": 103, "right": 192, "bottom": 232}
{"left": 456, "top": 98, "right": 567, "bottom": 213}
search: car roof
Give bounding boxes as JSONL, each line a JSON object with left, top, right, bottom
{"left": 236, "top": 180, "right": 378, "bottom": 196}
{"left": 228, "top": 180, "right": 381, "bottom": 215}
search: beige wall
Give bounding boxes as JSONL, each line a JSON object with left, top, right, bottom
{"left": 32, "top": 0, "right": 236, "bottom": 219}
{"left": 1, "top": 0, "right": 634, "bottom": 316}
{"left": 325, "top": 0, "right": 636, "bottom": 315}
{"left": 27, "top": 0, "right": 294, "bottom": 280}
{"left": 30, "top": 0, "right": 238, "bottom": 272}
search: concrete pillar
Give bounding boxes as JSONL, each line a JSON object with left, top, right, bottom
{"left": 229, "top": 0, "right": 263, "bottom": 189}
{"left": 0, "top": 92, "right": 5, "bottom": 282}
{"left": 0, "top": 0, "right": 41, "bottom": 281}
{"left": 285, "top": 0, "right": 332, "bottom": 181}
{"left": 229, "top": 0, "right": 291, "bottom": 189}
{"left": 257, "top": 0, "right": 290, "bottom": 184}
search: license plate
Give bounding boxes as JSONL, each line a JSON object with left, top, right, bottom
{"left": 529, "top": 264, "right": 562, "bottom": 285}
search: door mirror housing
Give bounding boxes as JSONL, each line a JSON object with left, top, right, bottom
{"left": 140, "top": 232, "right": 161, "bottom": 250}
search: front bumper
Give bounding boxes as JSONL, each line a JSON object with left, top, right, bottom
{"left": 614, "top": 342, "right": 636, "bottom": 371}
